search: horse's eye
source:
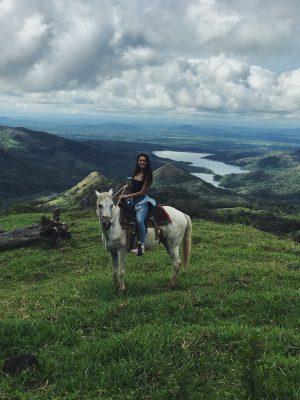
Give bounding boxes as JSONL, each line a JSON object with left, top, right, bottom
{"left": 98, "top": 204, "right": 103, "bottom": 208}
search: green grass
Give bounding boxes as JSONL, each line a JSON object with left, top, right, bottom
{"left": 0, "top": 212, "right": 299, "bottom": 399}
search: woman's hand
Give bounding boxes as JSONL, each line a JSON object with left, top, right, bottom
{"left": 119, "top": 194, "right": 130, "bottom": 200}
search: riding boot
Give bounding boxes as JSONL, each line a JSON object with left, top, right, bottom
{"left": 131, "top": 242, "right": 145, "bottom": 256}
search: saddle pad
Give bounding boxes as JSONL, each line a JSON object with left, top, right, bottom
{"left": 152, "top": 205, "right": 172, "bottom": 225}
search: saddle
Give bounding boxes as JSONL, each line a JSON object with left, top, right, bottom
{"left": 119, "top": 200, "right": 172, "bottom": 250}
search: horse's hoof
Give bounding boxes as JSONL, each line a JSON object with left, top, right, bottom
{"left": 168, "top": 281, "right": 177, "bottom": 289}
{"left": 118, "top": 284, "right": 126, "bottom": 292}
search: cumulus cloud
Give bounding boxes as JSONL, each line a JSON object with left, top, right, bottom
{"left": 0, "top": 0, "right": 299, "bottom": 119}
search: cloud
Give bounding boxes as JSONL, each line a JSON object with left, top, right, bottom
{"left": 0, "top": 0, "right": 299, "bottom": 119}
{"left": 2, "top": 55, "right": 299, "bottom": 119}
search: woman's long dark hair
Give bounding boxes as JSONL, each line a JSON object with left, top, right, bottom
{"left": 132, "top": 153, "right": 153, "bottom": 185}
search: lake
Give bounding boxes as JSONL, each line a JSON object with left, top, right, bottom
{"left": 153, "top": 150, "right": 249, "bottom": 188}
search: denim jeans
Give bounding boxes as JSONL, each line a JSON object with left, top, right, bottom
{"left": 127, "top": 196, "right": 148, "bottom": 244}
{"left": 136, "top": 202, "right": 148, "bottom": 244}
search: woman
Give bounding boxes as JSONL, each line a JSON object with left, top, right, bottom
{"left": 119, "top": 153, "right": 156, "bottom": 255}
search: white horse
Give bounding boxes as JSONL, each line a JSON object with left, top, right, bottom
{"left": 95, "top": 189, "right": 192, "bottom": 291}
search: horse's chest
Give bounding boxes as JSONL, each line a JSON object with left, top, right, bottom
{"left": 102, "top": 232, "right": 125, "bottom": 250}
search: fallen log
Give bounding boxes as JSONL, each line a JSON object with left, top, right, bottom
{"left": 0, "top": 209, "right": 71, "bottom": 251}
{"left": 0, "top": 225, "right": 41, "bottom": 250}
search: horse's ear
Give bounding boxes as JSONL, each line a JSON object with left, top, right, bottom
{"left": 95, "top": 190, "right": 101, "bottom": 198}
{"left": 108, "top": 189, "right": 113, "bottom": 197}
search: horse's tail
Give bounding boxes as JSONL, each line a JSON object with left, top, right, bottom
{"left": 183, "top": 214, "right": 192, "bottom": 269}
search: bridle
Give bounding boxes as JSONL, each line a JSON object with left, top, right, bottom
{"left": 97, "top": 184, "right": 128, "bottom": 230}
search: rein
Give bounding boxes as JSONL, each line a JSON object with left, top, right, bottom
{"left": 112, "top": 184, "right": 128, "bottom": 208}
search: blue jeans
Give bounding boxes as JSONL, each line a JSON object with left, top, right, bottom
{"left": 127, "top": 196, "right": 148, "bottom": 244}
{"left": 136, "top": 202, "right": 148, "bottom": 244}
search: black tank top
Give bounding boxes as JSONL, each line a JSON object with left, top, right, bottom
{"left": 131, "top": 179, "right": 144, "bottom": 193}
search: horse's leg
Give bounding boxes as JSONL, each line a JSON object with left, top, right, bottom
{"left": 117, "top": 249, "right": 126, "bottom": 292}
{"left": 110, "top": 250, "right": 119, "bottom": 289}
{"left": 168, "top": 244, "right": 181, "bottom": 288}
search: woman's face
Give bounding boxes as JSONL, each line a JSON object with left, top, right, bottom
{"left": 138, "top": 156, "right": 147, "bottom": 169}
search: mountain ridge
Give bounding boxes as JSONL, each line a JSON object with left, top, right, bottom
{"left": 39, "top": 171, "right": 113, "bottom": 210}
{"left": 0, "top": 125, "right": 162, "bottom": 204}
{"left": 153, "top": 163, "right": 199, "bottom": 184}
{"left": 220, "top": 149, "right": 300, "bottom": 210}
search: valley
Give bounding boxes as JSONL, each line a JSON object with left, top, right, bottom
{"left": 1, "top": 123, "right": 300, "bottom": 241}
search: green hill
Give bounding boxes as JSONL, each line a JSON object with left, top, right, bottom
{"left": 151, "top": 163, "right": 248, "bottom": 213}
{"left": 0, "top": 125, "right": 102, "bottom": 201}
{"left": 0, "top": 211, "right": 298, "bottom": 399}
{"left": 32, "top": 163, "right": 247, "bottom": 215}
{"left": 220, "top": 150, "right": 300, "bottom": 211}
{"left": 39, "top": 171, "right": 113, "bottom": 210}
{"left": 0, "top": 125, "right": 161, "bottom": 205}
{"left": 25, "top": 163, "right": 299, "bottom": 241}
{"left": 153, "top": 163, "right": 200, "bottom": 184}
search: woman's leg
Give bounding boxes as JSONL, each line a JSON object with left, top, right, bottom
{"left": 136, "top": 203, "right": 148, "bottom": 244}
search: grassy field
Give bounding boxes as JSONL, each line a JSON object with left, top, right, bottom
{"left": 0, "top": 211, "right": 299, "bottom": 399}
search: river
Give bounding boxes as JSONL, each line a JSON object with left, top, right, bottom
{"left": 153, "top": 150, "right": 249, "bottom": 188}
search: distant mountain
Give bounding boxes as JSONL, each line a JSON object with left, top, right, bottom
{"left": 39, "top": 171, "right": 113, "bottom": 210}
{"left": 220, "top": 150, "right": 300, "bottom": 211}
{"left": 153, "top": 163, "right": 199, "bottom": 184}
{"left": 151, "top": 161, "right": 299, "bottom": 238}
{"left": 150, "top": 163, "right": 248, "bottom": 213}
{"left": 255, "top": 151, "right": 300, "bottom": 169}
{"left": 35, "top": 162, "right": 247, "bottom": 214}
{"left": 0, "top": 125, "right": 162, "bottom": 205}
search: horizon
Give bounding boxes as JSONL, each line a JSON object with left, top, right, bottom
{"left": 1, "top": 112, "right": 300, "bottom": 132}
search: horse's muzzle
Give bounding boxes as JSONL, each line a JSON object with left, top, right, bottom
{"left": 100, "top": 216, "right": 112, "bottom": 230}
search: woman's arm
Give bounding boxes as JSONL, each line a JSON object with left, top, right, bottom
{"left": 120, "top": 178, "right": 150, "bottom": 199}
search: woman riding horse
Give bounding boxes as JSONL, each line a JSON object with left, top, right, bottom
{"left": 119, "top": 153, "right": 156, "bottom": 255}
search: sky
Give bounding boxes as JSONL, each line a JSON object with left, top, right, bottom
{"left": 0, "top": 0, "right": 300, "bottom": 125}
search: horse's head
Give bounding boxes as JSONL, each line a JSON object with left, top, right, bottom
{"left": 95, "top": 189, "right": 114, "bottom": 230}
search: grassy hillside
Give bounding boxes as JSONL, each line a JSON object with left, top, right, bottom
{"left": 219, "top": 150, "right": 300, "bottom": 211}
{"left": 0, "top": 125, "right": 162, "bottom": 204}
{"left": 151, "top": 163, "right": 248, "bottom": 212}
{"left": 0, "top": 126, "right": 100, "bottom": 200}
{"left": 0, "top": 211, "right": 299, "bottom": 399}
{"left": 38, "top": 171, "right": 114, "bottom": 210}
